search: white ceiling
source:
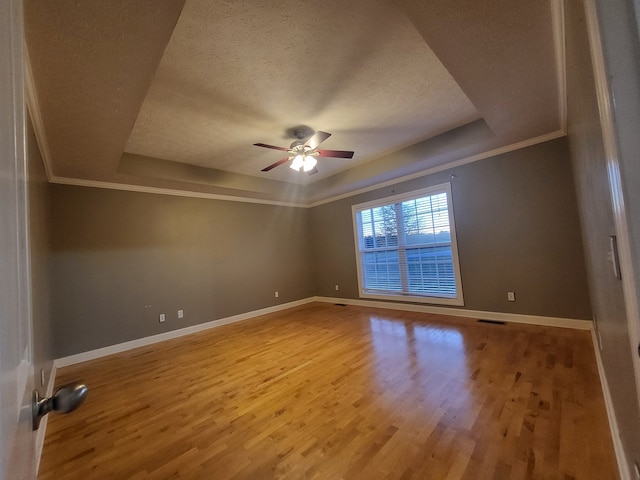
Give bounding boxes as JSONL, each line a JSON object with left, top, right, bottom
{"left": 24, "top": 0, "right": 564, "bottom": 205}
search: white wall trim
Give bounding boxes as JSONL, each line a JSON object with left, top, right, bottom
{"left": 591, "top": 329, "right": 632, "bottom": 480}
{"left": 584, "top": 0, "right": 640, "bottom": 412}
{"left": 54, "top": 298, "right": 315, "bottom": 368}
{"left": 24, "top": 48, "right": 54, "bottom": 181}
{"left": 28, "top": 130, "right": 565, "bottom": 210}
{"left": 54, "top": 296, "right": 593, "bottom": 369}
{"left": 48, "top": 176, "right": 307, "bottom": 209}
{"left": 308, "top": 130, "right": 567, "bottom": 207}
{"left": 313, "top": 296, "right": 593, "bottom": 330}
{"left": 551, "top": 0, "right": 567, "bottom": 133}
{"left": 34, "top": 364, "right": 56, "bottom": 476}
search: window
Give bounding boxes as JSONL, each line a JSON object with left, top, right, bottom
{"left": 352, "top": 183, "right": 463, "bottom": 306}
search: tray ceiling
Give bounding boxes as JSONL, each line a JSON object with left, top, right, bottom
{"left": 24, "top": 0, "right": 563, "bottom": 205}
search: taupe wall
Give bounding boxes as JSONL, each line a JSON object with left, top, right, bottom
{"left": 50, "top": 187, "right": 314, "bottom": 357}
{"left": 49, "top": 135, "right": 592, "bottom": 360}
{"left": 310, "top": 137, "right": 592, "bottom": 320}
{"left": 566, "top": 0, "right": 640, "bottom": 472}
{"left": 27, "top": 114, "right": 55, "bottom": 391}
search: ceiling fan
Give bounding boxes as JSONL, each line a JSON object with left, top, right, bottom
{"left": 254, "top": 127, "right": 354, "bottom": 175}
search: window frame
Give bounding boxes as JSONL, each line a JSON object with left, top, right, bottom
{"left": 351, "top": 183, "right": 464, "bottom": 306}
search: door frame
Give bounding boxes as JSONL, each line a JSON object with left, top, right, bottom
{"left": 585, "top": 0, "right": 640, "bottom": 408}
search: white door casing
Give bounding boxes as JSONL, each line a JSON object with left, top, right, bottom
{"left": 584, "top": 0, "right": 640, "bottom": 412}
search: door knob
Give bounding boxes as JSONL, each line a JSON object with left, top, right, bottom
{"left": 32, "top": 382, "right": 88, "bottom": 430}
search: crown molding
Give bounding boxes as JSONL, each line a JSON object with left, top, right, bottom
{"left": 23, "top": 5, "right": 569, "bottom": 210}
{"left": 308, "top": 130, "right": 566, "bottom": 207}
{"left": 552, "top": 0, "right": 567, "bottom": 133}
{"left": 48, "top": 176, "right": 308, "bottom": 208}
{"left": 24, "top": 35, "right": 568, "bottom": 211}
{"left": 46, "top": 130, "right": 566, "bottom": 209}
{"left": 24, "top": 46, "right": 54, "bottom": 181}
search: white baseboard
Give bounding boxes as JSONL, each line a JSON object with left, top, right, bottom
{"left": 591, "top": 328, "right": 632, "bottom": 480}
{"left": 55, "top": 298, "right": 315, "bottom": 368}
{"left": 313, "top": 296, "right": 593, "bottom": 330}
{"left": 35, "top": 363, "right": 57, "bottom": 475}
{"left": 45, "top": 295, "right": 601, "bottom": 475}
{"left": 55, "top": 296, "right": 592, "bottom": 369}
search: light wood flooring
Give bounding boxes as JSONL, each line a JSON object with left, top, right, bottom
{"left": 38, "top": 302, "right": 618, "bottom": 479}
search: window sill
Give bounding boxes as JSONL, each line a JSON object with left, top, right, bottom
{"left": 359, "top": 291, "right": 465, "bottom": 307}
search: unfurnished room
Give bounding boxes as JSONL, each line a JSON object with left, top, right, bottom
{"left": 2, "top": 0, "right": 640, "bottom": 479}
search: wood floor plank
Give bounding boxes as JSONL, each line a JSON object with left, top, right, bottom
{"left": 38, "top": 303, "right": 619, "bottom": 479}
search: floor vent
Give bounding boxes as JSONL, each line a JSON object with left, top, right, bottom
{"left": 477, "top": 319, "right": 506, "bottom": 325}
{"left": 334, "top": 303, "right": 347, "bottom": 307}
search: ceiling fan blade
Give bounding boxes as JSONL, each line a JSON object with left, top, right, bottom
{"left": 306, "top": 131, "right": 331, "bottom": 150}
{"left": 254, "top": 143, "right": 290, "bottom": 152}
{"left": 307, "top": 167, "right": 319, "bottom": 176}
{"left": 316, "top": 149, "right": 354, "bottom": 159}
{"left": 261, "top": 157, "right": 290, "bottom": 172}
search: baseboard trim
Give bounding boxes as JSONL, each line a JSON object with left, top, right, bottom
{"left": 55, "top": 297, "right": 593, "bottom": 369}
{"left": 591, "top": 329, "right": 632, "bottom": 480}
{"left": 54, "top": 298, "right": 315, "bottom": 368}
{"left": 312, "top": 296, "right": 593, "bottom": 330}
{"left": 35, "top": 363, "right": 57, "bottom": 475}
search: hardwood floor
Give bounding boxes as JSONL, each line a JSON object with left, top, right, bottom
{"left": 38, "top": 303, "right": 618, "bottom": 479}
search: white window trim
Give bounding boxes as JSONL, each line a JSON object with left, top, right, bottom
{"left": 351, "top": 183, "right": 464, "bottom": 306}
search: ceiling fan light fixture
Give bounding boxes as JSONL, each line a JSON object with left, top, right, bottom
{"left": 303, "top": 156, "right": 317, "bottom": 172}
{"left": 255, "top": 130, "right": 354, "bottom": 173}
{"left": 290, "top": 154, "right": 304, "bottom": 171}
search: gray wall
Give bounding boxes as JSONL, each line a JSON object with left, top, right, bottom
{"left": 49, "top": 135, "right": 593, "bottom": 360}
{"left": 27, "top": 114, "right": 55, "bottom": 391}
{"left": 566, "top": 0, "right": 640, "bottom": 472}
{"left": 49, "top": 187, "right": 314, "bottom": 357}
{"left": 310, "top": 137, "right": 592, "bottom": 320}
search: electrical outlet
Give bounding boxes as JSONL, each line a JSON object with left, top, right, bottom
{"left": 335, "top": 284, "right": 339, "bottom": 291}
{"left": 507, "top": 291, "right": 516, "bottom": 302}
{"left": 159, "top": 313, "right": 166, "bottom": 323}
{"left": 178, "top": 309, "right": 184, "bottom": 319}
{"left": 275, "top": 291, "right": 279, "bottom": 298}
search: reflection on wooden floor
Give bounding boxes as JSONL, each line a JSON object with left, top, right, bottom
{"left": 39, "top": 302, "right": 618, "bottom": 479}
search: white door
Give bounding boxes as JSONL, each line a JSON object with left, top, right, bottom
{"left": 0, "top": 0, "right": 37, "bottom": 478}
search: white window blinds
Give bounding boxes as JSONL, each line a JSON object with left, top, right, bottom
{"left": 352, "top": 184, "right": 463, "bottom": 306}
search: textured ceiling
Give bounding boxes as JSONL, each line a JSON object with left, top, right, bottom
{"left": 24, "top": 0, "right": 563, "bottom": 205}
{"left": 124, "top": 0, "right": 481, "bottom": 185}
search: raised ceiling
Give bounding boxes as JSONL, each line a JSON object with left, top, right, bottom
{"left": 24, "top": 0, "right": 564, "bottom": 206}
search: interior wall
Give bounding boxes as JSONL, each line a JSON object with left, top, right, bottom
{"left": 310, "top": 137, "right": 592, "bottom": 320}
{"left": 27, "top": 114, "right": 54, "bottom": 391}
{"left": 49, "top": 186, "right": 314, "bottom": 357}
{"left": 565, "top": 0, "right": 640, "bottom": 473}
